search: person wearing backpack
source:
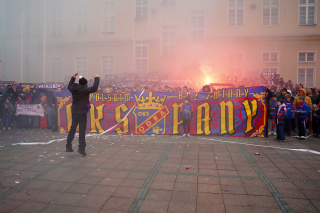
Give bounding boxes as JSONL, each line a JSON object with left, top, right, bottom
{"left": 273, "top": 99, "right": 287, "bottom": 142}
{"left": 296, "top": 96, "right": 311, "bottom": 139}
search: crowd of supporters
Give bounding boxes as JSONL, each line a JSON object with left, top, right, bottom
{"left": 0, "top": 73, "right": 319, "bottom": 137}
{"left": 0, "top": 84, "right": 61, "bottom": 131}
{"left": 262, "top": 74, "right": 320, "bottom": 140}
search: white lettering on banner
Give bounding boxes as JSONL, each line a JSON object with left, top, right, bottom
{"left": 37, "top": 83, "right": 62, "bottom": 89}
{"left": 16, "top": 104, "right": 45, "bottom": 117}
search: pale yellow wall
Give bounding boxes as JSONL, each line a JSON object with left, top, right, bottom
{"left": 0, "top": 0, "right": 319, "bottom": 87}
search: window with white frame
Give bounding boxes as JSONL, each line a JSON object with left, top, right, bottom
{"left": 299, "top": 0, "right": 317, "bottom": 25}
{"left": 162, "top": 25, "right": 175, "bottom": 56}
{"left": 263, "top": 0, "right": 279, "bottom": 25}
{"left": 77, "top": 1, "right": 88, "bottom": 34}
{"left": 298, "top": 68, "right": 315, "bottom": 87}
{"left": 136, "top": 41, "right": 148, "bottom": 72}
{"left": 76, "top": 57, "right": 88, "bottom": 77}
{"left": 103, "top": 0, "right": 115, "bottom": 33}
{"left": 191, "top": 10, "right": 204, "bottom": 40}
{"left": 229, "top": 53, "right": 243, "bottom": 64}
{"left": 262, "top": 67, "right": 279, "bottom": 73}
{"left": 52, "top": 7, "right": 62, "bottom": 35}
{"left": 102, "top": 56, "right": 115, "bottom": 75}
{"left": 229, "top": 0, "right": 244, "bottom": 26}
{"left": 298, "top": 52, "right": 316, "bottom": 62}
{"left": 51, "top": 57, "right": 62, "bottom": 82}
{"left": 262, "top": 52, "right": 278, "bottom": 62}
{"left": 136, "top": 0, "right": 148, "bottom": 19}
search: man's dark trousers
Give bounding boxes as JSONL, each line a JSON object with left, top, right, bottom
{"left": 66, "top": 111, "right": 87, "bottom": 151}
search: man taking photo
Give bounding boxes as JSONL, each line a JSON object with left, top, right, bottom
{"left": 66, "top": 73, "right": 99, "bottom": 156}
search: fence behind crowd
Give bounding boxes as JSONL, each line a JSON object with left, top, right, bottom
{"left": 55, "top": 86, "right": 267, "bottom": 137}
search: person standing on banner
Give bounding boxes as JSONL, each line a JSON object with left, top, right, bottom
{"left": 180, "top": 97, "right": 194, "bottom": 137}
{"left": 66, "top": 73, "right": 99, "bottom": 156}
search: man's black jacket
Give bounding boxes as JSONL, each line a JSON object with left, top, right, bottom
{"left": 68, "top": 77, "right": 99, "bottom": 114}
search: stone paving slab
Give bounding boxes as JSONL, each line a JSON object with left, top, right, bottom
{"left": 0, "top": 129, "right": 320, "bottom": 212}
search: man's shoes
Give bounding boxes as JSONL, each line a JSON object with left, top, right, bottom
{"left": 77, "top": 149, "right": 86, "bottom": 157}
{"left": 182, "top": 134, "right": 186, "bottom": 137}
{"left": 187, "top": 133, "right": 191, "bottom": 137}
{"left": 66, "top": 147, "right": 74, "bottom": 152}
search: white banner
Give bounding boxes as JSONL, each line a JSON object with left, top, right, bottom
{"left": 16, "top": 104, "right": 45, "bottom": 117}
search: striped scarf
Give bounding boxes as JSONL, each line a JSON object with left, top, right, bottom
{"left": 25, "top": 93, "right": 32, "bottom": 104}
{"left": 272, "top": 104, "right": 286, "bottom": 128}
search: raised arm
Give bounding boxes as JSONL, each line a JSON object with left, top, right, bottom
{"left": 68, "top": 73, "right": 78, "bottom": 92}
{"left": 84, "top": 74, "right": 100, "bottom": 94}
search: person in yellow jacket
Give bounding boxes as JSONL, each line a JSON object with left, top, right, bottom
{"left": 293, "top": 88, "right": 312, "bottom": 109}
{"left": 293, "top": 88, "right": 313, "bottom": 134}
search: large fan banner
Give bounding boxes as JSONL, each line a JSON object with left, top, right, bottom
{"left": 55, "top": 86, "right": 267, "bottom": 137}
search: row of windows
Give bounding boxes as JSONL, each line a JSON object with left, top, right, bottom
{"left": 261, "top": 68, "right": 315, "bottom": 87}
{"left": 51, "top": 56, "right": 114, "bottom": 82}
{"left": 50, "top": 0, "right": 318, "bottom": 36}
{"left": 262, "top": 52, "right": 317, "bottom": 63}
{"left": 230, "top": 0, "right": 317, "bottom": 26}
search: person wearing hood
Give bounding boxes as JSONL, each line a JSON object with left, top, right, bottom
{"left": 66, "top": 73, "right": 99, "bottom": 156}
{"left": 295, "top": 96, "right": 311, "bottom": 139}
{"left": 284, "top": 94, "right": 294, "bottom": 136}
{"left": 293, "top": 88, "right": 312, "bottom": 109}
{"left": 273, "top": 99, "right": 287, "bottom": 142}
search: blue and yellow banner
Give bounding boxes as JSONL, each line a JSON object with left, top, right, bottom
{"left": 56, "top": 86, "right": 267, "bottom": 137}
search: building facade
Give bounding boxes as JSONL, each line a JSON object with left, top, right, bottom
{"left": 0, "top": 0, "right": 319, "bottom": 87}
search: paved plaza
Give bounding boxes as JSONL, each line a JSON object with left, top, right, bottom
{"left": 0, "top": 129, "right": 320, "bottom": 213}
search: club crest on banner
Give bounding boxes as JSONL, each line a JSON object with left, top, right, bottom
{"left": 133, "top": 92, "right": 169, "bottom": 134}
